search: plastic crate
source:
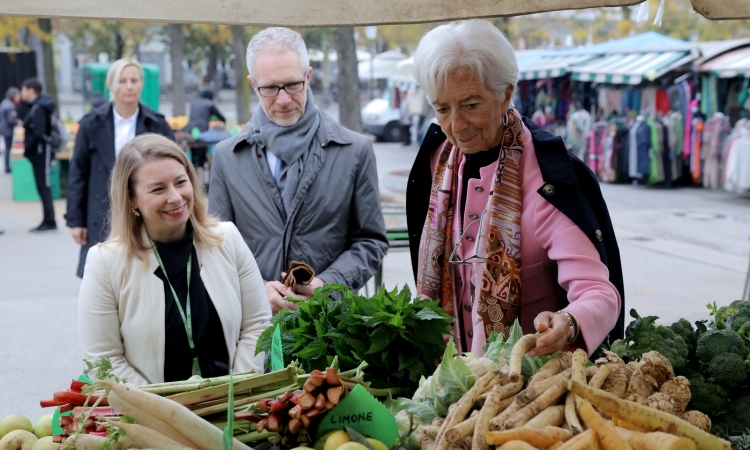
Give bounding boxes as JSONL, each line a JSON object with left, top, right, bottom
{"left": 12, "top": 157, "right": 61, "bottom": 202}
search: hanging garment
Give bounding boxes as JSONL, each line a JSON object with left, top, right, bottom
{"left": 658, "top": 118, "right": 673, "bottom": 185}
{"left": 702, "top": 114, "right": 731, "bottom": 189}
{"left": 600, "top": 123, "right": 617, "bottom": 183}
{"left": 615, "top": 121, "right": 631, "bottom": 182}
{"left": 691, "top": 117, "right": 705, "bottom": 184}
{"left": 656, "top": 90, "right": 670, "bottom": 114}
{"left": 631, "top": 119, "right": 651, "bottom": 180}
{"left": 588, "top": 121, "right": 609, "bottom": 176}
{"left": 646, "top": 118, "right": 664, "bottom": 185}
{"left": 723, "top": 123, "right": 750, "bottom": 193}
{"left": 641, "top": 87, "right": 658, "bottom": 116}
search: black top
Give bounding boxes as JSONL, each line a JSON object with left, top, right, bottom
{"left": 153, "top": 221, "right": 230, "bottom": 382}
{"left": 460, "top": 145, "right": 501, "bottom": 227}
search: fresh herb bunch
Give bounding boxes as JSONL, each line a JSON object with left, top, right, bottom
{"left": 255, "top": 284, "right": 453, "bottom": 390}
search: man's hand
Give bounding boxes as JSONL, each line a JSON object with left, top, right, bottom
{"left": 293, "top": 277, "right": 325, "bottom": 300}
{"left": 527, "top": 311, "right": 575, "bottom": 356}
{"left": 70, "top": 227, "right": 88, "bottom": 246}
{"left": 265, "top": 281, "right": 297, "bottom": 315}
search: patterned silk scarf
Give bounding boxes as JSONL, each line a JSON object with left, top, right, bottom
{"left": 416, "top": 109, "right": 525, "bottom": 338}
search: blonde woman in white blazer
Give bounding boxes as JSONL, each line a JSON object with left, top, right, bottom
{"left": 78, "top": 133, "right": 271, "bottom": 386}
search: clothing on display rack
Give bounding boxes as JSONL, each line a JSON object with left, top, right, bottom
{"left": 723, "top": 119, "right": 750, "bottom": 194}
{"left": 702, "top": 112, "right": 731, "bottom": 189}
{"left": 566, "top": 108, "right": 592, "bottom": 158}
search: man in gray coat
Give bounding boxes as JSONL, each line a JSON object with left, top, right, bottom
{"left": 209, "top": 27, "right": 387, "bottom": 313}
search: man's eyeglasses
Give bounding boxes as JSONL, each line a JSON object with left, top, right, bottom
{"left": 448, "top": 209, "right": 487, "bottom": 265}
{"left": 257, "top": 80, "right": 306, "bottom": 98}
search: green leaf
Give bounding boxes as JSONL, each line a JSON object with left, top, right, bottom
{"left": 701, "top": 333, "right": 732, "bottom": 356}
{"left": 437, "top": 338, "right": 475, "bottom": 404}
{"left": 397, "top": 398, "right": 438, "bottom": 424}
{"left": 482, "top": 331, "right": 505, "bottom": 362}
{"left": 415, "top": 308, "right": 447, "bottom": 321}
{"left": 297, "top": 339, "right": 328, "bottom": 360}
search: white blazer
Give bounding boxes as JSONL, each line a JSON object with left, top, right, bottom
{"left": 78, "top": 221, "right": 272, "bottom": 385}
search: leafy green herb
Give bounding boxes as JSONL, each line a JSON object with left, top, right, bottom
{"left": 101, "top": 416, "right": 135, "bottom": 450}
{"left": 256, "top": 285, "right": 453, "bottom": 390}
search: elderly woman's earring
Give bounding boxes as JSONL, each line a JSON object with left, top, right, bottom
{"left": 131, "top": 208, "right": 140, "bottom": 217}
{"left": 502, "top": 110, "right": 510, "bottom": 127}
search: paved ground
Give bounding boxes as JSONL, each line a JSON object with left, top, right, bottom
{"left": 2, "top": 97, "right": 750, "bottom": 423}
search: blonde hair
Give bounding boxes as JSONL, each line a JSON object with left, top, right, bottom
{"left": 106, "top": 58, "right": 144, "bottom": 102}
{"left": 107, "top": 133, "right": 221, "bottom": 262}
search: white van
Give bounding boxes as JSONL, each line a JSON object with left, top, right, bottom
{"left": 360, "top": 75, "right": 418, "bottom": 142}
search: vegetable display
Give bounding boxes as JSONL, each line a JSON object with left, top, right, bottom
{"left": 255, "top": 284, "right": 454, "bottom": 390}
{"left": 609, "top": 302, "right": 750, "bottom": 437}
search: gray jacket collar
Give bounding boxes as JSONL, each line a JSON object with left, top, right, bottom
{"left": 232, "top": 109, "right": 352, "bottom": 152}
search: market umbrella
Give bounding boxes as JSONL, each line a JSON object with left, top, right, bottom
{"left": 7, "top": 0, "right": 749, "bottom": 25}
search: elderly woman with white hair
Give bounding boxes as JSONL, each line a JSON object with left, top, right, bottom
{"left": 406, "top": 20, "right": 625, "bottom": 357}
{"left": 66, "top": 58, "right": 175, "bottom": 278}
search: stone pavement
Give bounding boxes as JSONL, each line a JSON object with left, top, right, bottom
{"left": 2, "top": 139, "right": 750, "bottom": 423}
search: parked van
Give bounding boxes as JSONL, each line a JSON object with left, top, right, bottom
{"left": 361, "top": 74, "right": 418, "bottom": 142}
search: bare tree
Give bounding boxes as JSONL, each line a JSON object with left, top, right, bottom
{"left": 231, "top": 25, "right": 250, "bottom": 124}
{"left": 38, "top": 18, "right": 58, "bottom": 109}
{"left": 333, "top": 27, "right": 362, "bottom": 133}
{"left": 169, "top": 23, "right": 186, "bottom": 116}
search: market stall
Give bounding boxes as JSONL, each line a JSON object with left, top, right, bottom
{"left": 5, "top": 291, "right": 748, "bottom": 450}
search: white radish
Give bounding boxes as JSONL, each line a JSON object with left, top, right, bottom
{"left": 68, "top": 433, "right": 106, "bottom": 450}
{"left": 100, "top": 417, "right": 195, "bottom": 450}
{"left": 101, "top": 381, "right": 252, "bottom": 450}
{"left": 107, "top": 390, "right": 198, "bottom": 448}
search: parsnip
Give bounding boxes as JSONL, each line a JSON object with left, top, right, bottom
{"left": 571, "top": 349, "right": 588, "bottom": 407}
{"left": 101, "top": 381, "right": 252, "bottom": 450}
{"left": 588, "top": 365, "right": 613, "bottom": 390}
{"left": 510, "top": 334, "right": 542, "bottom": 376}
{"left": 487, "top": 426, "right": 572, "bottom": 446}
{"left": 528, "top": 352, "right": 573, "bottom": 387}
{"left": 565, "top": 391, "right": 584, "bottom": 435}
{"left": 496, "top": 441, "right": 538, "bottom": 450}
{"left": 489, "top": 400, "right": 523, "bottom": 431}
{"left": 567, "top": 379, "right": 731, "bottom": 450}
{"left": 472, "top": 379, "right": 521, "bottom": 450}
{"left": 557, "top": 429, "right": 599, "bottom": 450}
{"left": 517, "top": 369, "right": 572, "bottom": 405}
{"left": 525, "top": 405, "right": 566, "bottom": 429}
{"left": 577, "top": 400, "right": 632, "bottom": 450}
{"left": 503, "top": 376, "right": 569, "bottom": 429}
{"left": 435, "top": 372, "right": 498, "bottom": 450}
{"left": 615, "top": 427, "right": 696, "bottom": 450}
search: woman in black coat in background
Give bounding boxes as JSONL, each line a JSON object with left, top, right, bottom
{"left": 65, "top": 58, "right": 174, "bottom": 277}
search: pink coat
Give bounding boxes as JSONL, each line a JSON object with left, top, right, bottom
{"left": 436, "top": 124, "right": 621, "bottom": 356}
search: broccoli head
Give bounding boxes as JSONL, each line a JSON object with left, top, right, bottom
{"left": 708, "top": 353, "right": 748, "bottom": 388}
{"left": 631, "top": 326, "right": 688, "bottom": 372}
{"left": 670, "top": 319, "right": 697, "bottom": 355}
{"left": 738, "top": 321, "right": 750, "bottom": 343}
{"left": 715, "top": 300, "right": 750, "bottom": 330}
{"left": 686, "top": 375, "right": 729, "bottom": 416}
{"left": 713, "top": 396, "right": 750, "bottom": 435}
{"left": 730, "top": 314, "right": 750, "bottom": 333}
{"left": 696, "top": 329, "right": 750, "bottom": 365}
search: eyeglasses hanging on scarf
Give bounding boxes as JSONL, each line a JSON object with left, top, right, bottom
{"left": 150, "top": 239, "right": 202, "bottom": 377}
{"left": 448, "top": 209, "right": 488, "bottom": 265}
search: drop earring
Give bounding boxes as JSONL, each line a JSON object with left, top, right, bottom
{"left": 131, "top": 208, "right": 140, "bottom": 217}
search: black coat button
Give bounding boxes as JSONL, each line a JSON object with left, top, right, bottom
{"left": 543, "top": 184, "right": 556, "bottom": 196}
{"left": 595, "top": 229, "right": 603, "bottom": 241}
{"left": 468, "top": 331, "right": 474, "bottom": 338}
{"left": 464, "top": 304, "right": 471, "bottom": 311}
{"left": 475, "top": 186, "right": 484, "bottom": 192}
{"left": 469, "top": 213, "right": 478, "bottom": 220}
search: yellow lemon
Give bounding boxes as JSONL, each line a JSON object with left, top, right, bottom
{"left": 366, "top": 438, "right": 388, "bottom": 450}
{"left": 336, "top": 443, "right": 369, "bottom": 450}
{"left": 324, "top": 430, "right": 350, "bottom": 450}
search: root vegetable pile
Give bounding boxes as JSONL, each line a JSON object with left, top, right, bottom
{"left": 407, "top": 333, "right": 730, "bottom": 450}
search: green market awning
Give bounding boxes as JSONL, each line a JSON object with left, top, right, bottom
{"left": 517, "top": 54, "right": 599, "bottom": 80}
{"left": 570, "top": 51, "right": 694, "bottom": 85}
{"left": 700, "top": 46, "right": 750, "bottom": 78}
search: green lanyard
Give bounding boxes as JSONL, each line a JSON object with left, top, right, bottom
{"left": 150, "top": 239, "right": 201, "bottom": 377}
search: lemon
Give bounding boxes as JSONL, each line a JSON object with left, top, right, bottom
{"left": 336, "top": 443, "right": 369, "bottom": 450}
{"left": 324, "top": 430, "right": 350, "bottom": 450}
{"left": 366, "top": 438, "right": 388, "bottom": 450}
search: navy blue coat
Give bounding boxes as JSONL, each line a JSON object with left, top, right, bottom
{"left": 406, "top": 119, "right": 626, "bottom": 343}
{"left": 65, "top": 102, "right": 174, "bottom": 277}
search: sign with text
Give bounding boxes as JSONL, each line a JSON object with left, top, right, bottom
{"left": 316, "top": 385, "right": 399, "bottom": 447}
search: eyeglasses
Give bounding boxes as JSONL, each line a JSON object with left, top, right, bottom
{"left": 448, "top": 209, "right": 488, "bottom": 265}
{"left": 256, "top": 80, "right": 306, "bottom": 97}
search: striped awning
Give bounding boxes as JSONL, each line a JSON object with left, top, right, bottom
{"left": 570, "top": 51, "right": 694, "bottom": 85}
{"left": 700, "top": 46, "right": 750, "bottom": 78}
{"left": 518, "top": 54, "right": 599, "bottom": 80}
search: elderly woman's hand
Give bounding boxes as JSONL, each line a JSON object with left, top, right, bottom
{"left": 527, "top": 311, "right": 575, "bottom": 356}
